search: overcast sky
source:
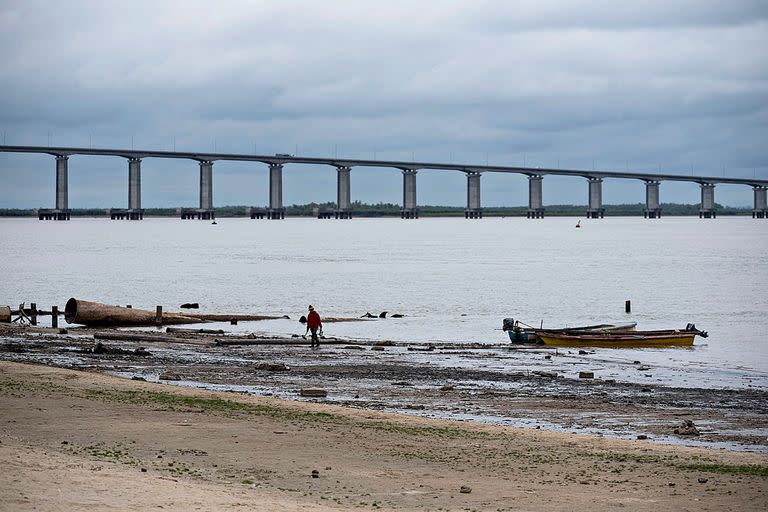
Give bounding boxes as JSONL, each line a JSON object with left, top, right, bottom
{"left": 1, "top": 0, "right": 766, "bottom": 208}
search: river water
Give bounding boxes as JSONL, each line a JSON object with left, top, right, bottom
{"left": 1, "top": 216, "right": 766, "bottom": 390}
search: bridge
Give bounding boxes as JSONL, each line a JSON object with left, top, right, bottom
{"left": 1, "top": 144, "right": 767, "bottom": 220}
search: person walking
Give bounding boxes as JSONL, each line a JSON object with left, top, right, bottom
{"left": 306, "top": 305, "right": 323, "bottom": 348}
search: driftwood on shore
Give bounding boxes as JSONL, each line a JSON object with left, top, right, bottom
{"left": 65, "top": 299, "right": 205, "bottom": 327}
{"left": 215, "top": 336, "right": 347, "bottom": 346}
{"left": 180, "top": 313, "right": 289, "bottom": 322}
{"left": 94, "top": 331, "right": 211, "bottom": 345}
{"left": 166, "top": 327, "right": 225, "bottom": 335}
{"left": 215, "top": 337, "right": 309, "bottom": 346}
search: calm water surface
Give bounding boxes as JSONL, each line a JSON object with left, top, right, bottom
{"left": 1, "top": 216, "right": 766, "bottom": 390}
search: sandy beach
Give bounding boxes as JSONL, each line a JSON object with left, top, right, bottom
{"left": 1, "top": 357, "right": 766, "bottom": 511}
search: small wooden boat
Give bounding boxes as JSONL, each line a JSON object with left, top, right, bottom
{"left": 503, "top": 318, "right": 636, "bottom": 344}
{"left": 536, "top": 326, "right": 706, "bottom": 348}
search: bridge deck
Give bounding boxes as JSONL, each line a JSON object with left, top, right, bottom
{"left": 2, "top": 145, "right": 766, "bottom": 187}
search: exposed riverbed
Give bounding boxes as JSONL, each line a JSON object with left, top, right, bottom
{"left": 3, "top": 323, "right": 766, "bottom": 453}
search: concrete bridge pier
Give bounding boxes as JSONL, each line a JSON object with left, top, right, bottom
{"left": 587, "top": 177, "right": 604, "bottom": 218}
{"left": 180, "top": 160, "right": 214, "bottom": 219}
{"left": 644, "top": 180, "right": 661, "bottom": 219}
{"left": 268, "top": 163, "right": 285, "bottom": 219}
{"left": 753, "top": 185, "right": 767, "bottom": 218}
{"left": 464, "top": 172, "right": 482, "bottom": 219}
{"left": 401, "top": 169, "right": 418, "bottom": 219}
{"left": 198, "top": 160, "right": 214, "bottom": 219}
{"left": 39, "top": 155, "right": 71, "bottom": 220}
{"left": 128, "top": 158, "right": 142, "bottom": 212}
{"left": 699, "top": 183, "right": 716, "bottom": 218}
{"left": 110, "top": 157, "right": 144, "bottom": 220}
{"left": 335, "top": 166, "right": 352, "bottom": 219}
{"left": 56, "top": 155, "right": 69, "bottom": 211}
{"left": 527, "top": 175, "right": 544, "bottom": 218}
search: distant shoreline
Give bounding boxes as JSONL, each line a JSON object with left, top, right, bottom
{"left": 0, "top": 202, "right": 756, "bottom": 218}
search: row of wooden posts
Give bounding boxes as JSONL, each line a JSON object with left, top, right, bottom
{"left": 3, "top": 303, "right": 62, "bottom": 327}
{"left": 1, "top": 303, "right": 167, "bottom": 327}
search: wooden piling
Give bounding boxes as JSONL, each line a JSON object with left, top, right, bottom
{"left": 30, "top": 303, "right": 37, "bottom": 326}
{"left": 156, "top": 306, "right": 163, "bottom": 326}
{"left": 51, "top": 306, "right": 58, "bottom": 328}
{"left": 625, "top": 300, "right": 631, "bottom": 313}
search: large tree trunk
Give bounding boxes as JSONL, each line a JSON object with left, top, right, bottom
{"left": 64, "top": 299, "right": 205, "bottom": 327}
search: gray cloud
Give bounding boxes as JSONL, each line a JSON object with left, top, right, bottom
{"left": 1, "top": 0, "right": 766, "bottom": 208}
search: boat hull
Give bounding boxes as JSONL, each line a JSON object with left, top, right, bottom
{"left": 537, "top": 332, "right": 696, "bottom": 348}
{"left": 505, "top": 321, "right": 637, "bottom": 345}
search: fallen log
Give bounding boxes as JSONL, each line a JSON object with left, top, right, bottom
{"left": 65, "top": 298, "right": 205, "bottom": 327}
{"left": 166, "top": 327, "right": 225, "bottom": 335}
{"left": 180, "top": 313, "right": 288, "bottom": 322}
{"left": 94, "top": 331, "right": 210, "bottom": 345}
{"left": 324, "top": 317, "right": 376, "bottom": 323}
{"left": 299, "top": 389, "right": 327, "bottom": 398}
{"left": 214, "top": 336, "right": 346, "bottom": 346}
{"left": 300, "top": 316, "right": 376, "bottom": 324}
{"left": 215, "top": 337, "right": 308, "bottom": 346}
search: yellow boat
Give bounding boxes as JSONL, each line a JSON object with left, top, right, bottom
{"left": 536, "top": 329, "right": 702, "bottom": 348}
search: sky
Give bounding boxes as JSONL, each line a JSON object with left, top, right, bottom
{"left": 1, "top": 0, "right": 767, "bottom": 208}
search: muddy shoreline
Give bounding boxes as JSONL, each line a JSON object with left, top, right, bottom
{"left": 2, "top": 323, "right": 767, "bottom": 452}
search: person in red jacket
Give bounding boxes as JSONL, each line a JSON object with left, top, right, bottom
{"left": 306, "top": 305, "right": 323, "bottom": 348}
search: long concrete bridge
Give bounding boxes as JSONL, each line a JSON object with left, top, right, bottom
{"left": 1, "top": 144, "right": 767, "bottom": 220}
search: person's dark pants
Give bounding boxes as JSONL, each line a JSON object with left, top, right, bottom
{"left": 310, "top": 328, "right": 319, "bottom": 347}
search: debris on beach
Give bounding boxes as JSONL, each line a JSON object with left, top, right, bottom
{"left": 184, "top": 313, "right": 289, "bottom": 322}
{"left": 85, "top": 342, "right": 150, "bottom": 357}
{"left": 166, "top": 327, "right": 225, "bottom": 335}
{"left": 673, "top": 419, "right": 700, "bottom": 436}
{"left": 95, "top": 331, "right": 196, "bottom": 345}
{"left": 254, "top": 362, "right": 290, "bottom": 372}
{"left": 361, "top": 311, "right": 405, "bottom": 319}
{"left": 159, "top": 371, "right": 183, "bottom": 381}
{"left": 459, "top": 485, "right": 472, "bottom": 494}
{"left": 407, "top": 345, "right": 435, "bottom": 352}
{"left": 300, "top": 389, "right": 327, "bottom": 398}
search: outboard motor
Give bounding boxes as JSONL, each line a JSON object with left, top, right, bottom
{"left": 685, "top": 323, "right": 708, "bottom": 338}
{"left": 503, "top": 318, "right": 516, "bottom": 331}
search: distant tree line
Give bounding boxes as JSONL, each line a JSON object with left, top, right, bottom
{"left": 0, "top": 202, "right": 754, "bottom": 217}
